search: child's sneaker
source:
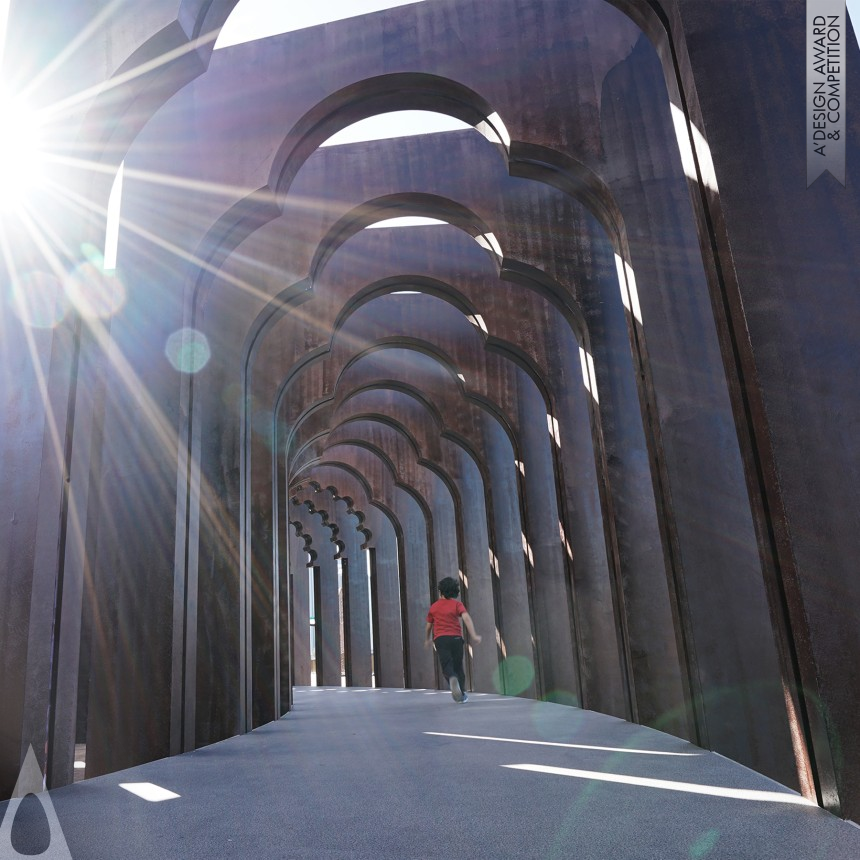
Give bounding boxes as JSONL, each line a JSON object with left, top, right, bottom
{"left": 460, "top": 693, "right": 469, "bottom": 704}
{"left": 449, "top": 676, "right": 464, "bottom": 702}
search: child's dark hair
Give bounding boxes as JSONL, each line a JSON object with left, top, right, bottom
{"left": 438, "top": 576, "right": 460, "bottom": 598}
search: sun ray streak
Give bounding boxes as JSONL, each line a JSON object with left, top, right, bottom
{"left": 48, "top": 153, "right": 267, "bottom": 204}
{"left": 42, "top": 176, "right": 277, "bottom": 306}
{"left": 16, "top": 0, "right": 126, "bottom": 100}
{"left": 38, "top": 27, "right": 220, "bottom": 125}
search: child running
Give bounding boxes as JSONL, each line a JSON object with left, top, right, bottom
{"left": 425, "top": 576, "right": 482, "bottom": 702}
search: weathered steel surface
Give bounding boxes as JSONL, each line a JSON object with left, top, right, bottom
{"left": 2, "top": 0, "right": 859, "bottom": 822}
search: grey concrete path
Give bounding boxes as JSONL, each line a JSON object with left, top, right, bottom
{"left": 3, "top": 687, "right": 860, "bottom": 859}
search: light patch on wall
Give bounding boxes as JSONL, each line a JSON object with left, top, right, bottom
{"left": 578, "top": 346, "right": 599, "bottom": 403}
{"left": 546, "top": 414, "right": 561, "bottom": 447}
{"left": 670, "top": 103, "right": 718, "bottom": 192}
{"left": 103, "top": 161, "right": 124, "bottom": 271}
{"left": 559, "top": 522, "right": 573, "bottom": 560}
{"left": 586, "top": 350, "right": 599, "bottom": 404}
{"left": 614, "top": 253, "right": 642, "bottom": 325}
{"left": 521, "top": 533, "right": 534, "bottom": 566}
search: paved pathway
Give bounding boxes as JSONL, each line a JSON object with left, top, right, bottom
{"left": 3, "top": 687, "right": 860, "bottom": 859}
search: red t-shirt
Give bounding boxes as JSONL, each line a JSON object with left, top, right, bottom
{"left": 426, "top": 598, "right": 466, "bottom": 638}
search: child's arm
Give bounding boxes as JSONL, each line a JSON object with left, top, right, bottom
{"left": 424, "top": 621, "right": 434, "bottom": 648}
{"left": 461, "top": 611, "right": 482, "bottom": 644}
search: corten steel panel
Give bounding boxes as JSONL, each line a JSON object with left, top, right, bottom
{"left": 300, "top": 512, "right": 340, "bottom": 687}
{"left": 362, "top": 507, "right": 404, "bottom": 689}
{"left": 334, "top": 499, "right": 373, "bottom": 687}
{"left": 442, "top": 441, "right": 499, "bottom": 694}
{"left": 661, "top": 0, "right": 860, "bottom": 816}
{"left": 514, "top": 368, "right": 581, "bottom": 705}
{"left": 600, "top": 32, "right": 795, "bottom": 786}
{"left": 84, "top": 355, "right": 178, "bottom": 777}
{"left": 480, "top": 410, "right": 538, "bottom": 699}
{"left": 44, "top": 324, "right": 110, "bottom": 789}
{"left": 288, "top": 522, "right": 312, "bottom": 687}
{"left": 539, "top": 310, "right": 631, "bottom": 720}
{"left": 576, "top": 214, "right": 690, "bottom": 737}
{"left": 0, "top": 315, "right": 67, "bottom": 796}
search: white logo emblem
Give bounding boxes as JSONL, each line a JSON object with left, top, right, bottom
{"left": 0, "top": 747, "right": 73, "bottom": 859}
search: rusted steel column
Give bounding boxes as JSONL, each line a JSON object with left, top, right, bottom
{"left": 544, "top": 318, "right": 630, "bottom": 720}
{"left": 288, "top": 520, "right": 313, "bottom": 686}
{"left": 480, "top": 413, "right": 537, "bottom": 699}
{"left": 577, "top": 233, "right": 690, "bottom": 739}
{"left": 301, "top": 510, "right": 341, "bottom": 687}
{"left": 362, "top": 506, "right": 405, "bottom": 689}
{"left": 600, "top": 33, "right": 795, "bottom": 784}
{"left": 654, "top": 0, "right": 860, "bottom": 818}
{"left": 0, "top": 315, "right": 76, "bottom": 795}
{"left": 514, "top": 369, "right": 580, "bottom": 703}
{"left": 334, "top": 499, "right": 373, "bottom": 687}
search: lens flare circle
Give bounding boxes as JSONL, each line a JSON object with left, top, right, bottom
{"left": 9, "top": 272, "right": 69, "bottom": 329}
{"left": 492, "top": 655, "right": 535, "bottom": 696}
{"left": 64, "top": 262, "right": 126, "bottom": 319}
{"left": 165, "top": 328, "right": 211, "bottom": 374}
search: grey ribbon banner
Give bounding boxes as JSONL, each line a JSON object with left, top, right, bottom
{"left": 808, "top": 0, "right": 846, "bottom": 186}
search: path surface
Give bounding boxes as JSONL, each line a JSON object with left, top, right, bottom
{"left": 3, "top": 687, "right": 860, "bottom": 859}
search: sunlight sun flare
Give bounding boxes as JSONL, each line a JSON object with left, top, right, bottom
{"left": 0, "top": 89, "right": 46, "bottom": 213}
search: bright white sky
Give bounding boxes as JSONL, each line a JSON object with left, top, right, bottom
{"left": 215, "top": 0, "right": 427, "bottom": 49}
{"left": 217, "top": 0, "right": 860, "bottom": 50}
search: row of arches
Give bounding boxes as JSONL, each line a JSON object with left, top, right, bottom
{"left": 2, "top": 0, "right": 854, "bottom": 823}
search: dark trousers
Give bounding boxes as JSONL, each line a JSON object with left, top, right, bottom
{"left": 434, "top": 636, "right": 466, "bottom": 689}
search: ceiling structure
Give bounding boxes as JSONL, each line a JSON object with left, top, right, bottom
{"left": 1, "top": 0, "right": 859, "bottom": 826}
